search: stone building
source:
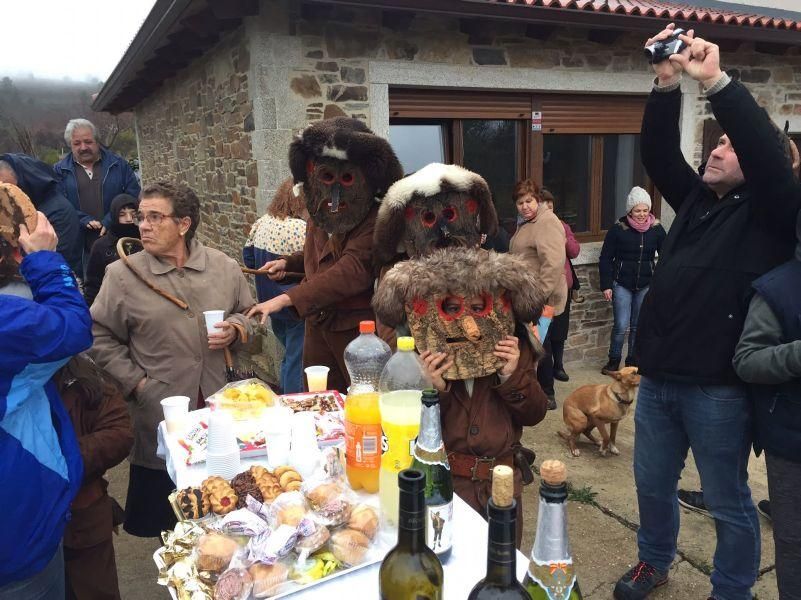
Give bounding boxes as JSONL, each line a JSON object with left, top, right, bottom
{"left": 95, "top": 0, "right": 801, "bottom": 368}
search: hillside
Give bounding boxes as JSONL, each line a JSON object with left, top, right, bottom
{"left": 0, "top": 76, "right": 137, "bottom": 166}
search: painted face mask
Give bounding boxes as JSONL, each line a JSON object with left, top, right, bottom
{"left": 289, "top": 117, "right": 403, "bottom": 236}
{"left": 408, "top": 290, "right": 515, "bottom": 379}
{"left": 373, "top": 247, "right": 546, "bottom": 380}
{"left": 305, "top": 157, "right": 374, "bottom": 235}
{"left": 374, "top": 163, "right": 499, "bottom": 267}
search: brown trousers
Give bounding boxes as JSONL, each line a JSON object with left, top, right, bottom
{"left": 64, "top": 538, "right": 121, "bottom": 600}
{"left": 453, "top": 468, "right": 526, "bottom": 548}
{"left": 302, "top": 322, "right": 359, "bottom": 393}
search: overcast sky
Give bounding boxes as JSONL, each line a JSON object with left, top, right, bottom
{"left": 0, "top": 0, "right": 157, "bottom": 81}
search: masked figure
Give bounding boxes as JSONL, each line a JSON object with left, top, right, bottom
{"left": 373, "top": 246, "right": 549, "bottom": 544}
{"left": 373, "top": 163, "right": 498, "bottom": 267}
{"left": 248, "top": 118, "right": 403, "bottom": 393}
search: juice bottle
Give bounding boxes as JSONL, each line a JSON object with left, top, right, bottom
{"left": 344, "top": 391, "right": 381, "bottom": 492}
{"left": 343, "top": 321, "right": 390, "bottom": 492}
{"left": 379, "top": 337, "right": 432, "bottom": 525}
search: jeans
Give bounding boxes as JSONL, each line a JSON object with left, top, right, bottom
{"left": 0, "top": 544, "right": 64, "bottom": 600}
{"left": 271, "top": 317, "right": 305, "bottom": 394}
{"left": 765, "top": 452, "right": 801, "bottom": 600}
{"left": 633, "top": 376, "right": 760, "bottom": 600}
{"left": 609, "top": 282, "right": 648, "bottom": 363}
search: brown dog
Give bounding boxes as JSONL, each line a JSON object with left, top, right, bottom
{"left": 558, "top": 367, "right": 641, "bottom": 457}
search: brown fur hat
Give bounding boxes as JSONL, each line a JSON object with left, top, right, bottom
{"left": 288, "top": 117, "right": 403, "bottom": 198}
{"left": 373, "top": 163, "right": 498, "bottom": 264}
{"left": 372, "top": 247, "right": 545, "bottom": 328}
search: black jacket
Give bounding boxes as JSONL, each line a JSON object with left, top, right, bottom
{"left": 747, "top": 260, "right": 801, "bottom": 462}
{"left": 0, "top": 153, "right": 83, "bottom": 276}
{"left": 83, "top": 194, "right": 139, "bottom": 305}
{"left": 637, "top": 79, "right": 801, "bottom": 384}
{"left": 599, "top": 217, "right": 666, "bottom": 291}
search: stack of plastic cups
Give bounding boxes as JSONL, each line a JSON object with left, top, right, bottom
{"left": 206, "top": 409, "right": 241, "bottom": 479}
{"left": 290, "top": 411, "right": 322, "bottom": 479}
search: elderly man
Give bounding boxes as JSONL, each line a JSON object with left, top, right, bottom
{"left": 53, "top": 119, "right": 140, "bottom": 265}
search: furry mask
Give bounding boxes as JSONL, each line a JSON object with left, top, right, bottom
{"left": 289, "top": 117, "right": 403, "bottom": 235}
{"left": 373, "top": 163, "right": 498, "bottom": 266}
{"left": 373, "top": 247, "right": 545, "bottom": 380}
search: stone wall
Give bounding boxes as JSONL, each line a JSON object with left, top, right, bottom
{"left": 563, "top": 265, "right": 614, "bottom": 366}
{"left": 136, "top": 28, "right": 257, "bottom": 260}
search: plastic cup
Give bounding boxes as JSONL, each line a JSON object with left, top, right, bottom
{"left": 263, "top": 406, "right": 293, "bottom": 468}
{"left": 203, "top": 310, "right": 226, "bottom": 334}
{"left": 304, "top": 365, "right": 330, "bottom": 392}
{"left": 207, "top": 410, "right": 239, "bottom": 454}
{"left": 160, "top": 396, "right": 190, "bottom": 435}
{"left": 206, "top": 448, "right": 241, "bottom": 479}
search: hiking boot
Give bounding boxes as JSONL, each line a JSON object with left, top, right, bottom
{"left": 677, "top": 489, "right": 711, "bottom": 518}
{"left": 601, "top": 359, "right": 620, "bottom": 375}
{"left": 553, "top": 366, "right": 570, "bottom": 382}
{"left": 757, "top": 499, "right": 771, "bottom": 521}
{"left": 613, "top": 561, "right": 669, "bottom": 599}
{"left": 546, "top": 394, "right": 557, "bottom": 411}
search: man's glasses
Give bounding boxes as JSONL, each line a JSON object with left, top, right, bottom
{"left": 133, "top": 211, "right": 177, "bottom": 226}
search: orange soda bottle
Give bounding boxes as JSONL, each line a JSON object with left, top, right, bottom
{"left": 344, "top": 321, "right": 391, "bottom": 492}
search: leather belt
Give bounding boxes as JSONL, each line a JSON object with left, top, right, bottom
{"left": 448, "top": 451, "right": 514, "bottom": 482}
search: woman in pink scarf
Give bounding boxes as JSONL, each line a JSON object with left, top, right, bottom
{"left": 598, "top": 186, "right": 666, "bottom": 374}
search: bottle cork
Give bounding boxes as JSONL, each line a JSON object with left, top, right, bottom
{"left": 491, "top": 465, "right": 514, "bottom": 507}
{"left": 540, "top": 460, "right": 567, "bottom": 485}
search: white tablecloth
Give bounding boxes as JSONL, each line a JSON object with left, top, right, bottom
{"left": 158, "top": 414, "right": 529, "bottom": 598}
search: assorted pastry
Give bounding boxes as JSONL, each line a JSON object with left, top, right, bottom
{"left": 164, "top": 461, "right": 383, "bottom": 598}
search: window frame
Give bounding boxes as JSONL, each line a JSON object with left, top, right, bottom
{"left": 389, "top": 89, "right": 660, "bottom": 242}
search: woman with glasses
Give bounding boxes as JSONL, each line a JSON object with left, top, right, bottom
{"left": 89, "top": 182, "right": 255, "bottom": 537}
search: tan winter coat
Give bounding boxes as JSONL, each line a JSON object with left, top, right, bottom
{"left": 509, "top": 206, "right": 568, "bottom": 316}
{"left": 90, "top": 239, "right": 254, "bottom": 469}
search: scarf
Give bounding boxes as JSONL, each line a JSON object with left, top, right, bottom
{"left": 627, "top": 213, "right": 655, "bottom": 233}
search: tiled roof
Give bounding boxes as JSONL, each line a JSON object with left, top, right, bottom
{"left": 486, "top": 0, "right": 801, "bottom": 31}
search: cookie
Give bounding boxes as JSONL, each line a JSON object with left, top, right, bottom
{"left": 0, "top": 183, "right": 37, "bottom": 247}
{"left": 176, "top": 486, "right": 210, "bottom": 520}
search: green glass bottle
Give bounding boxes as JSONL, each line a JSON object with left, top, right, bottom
{"left": 379, "top": 469, "right": 444, "bottom": 600}
{"left": 467, "top": 465, "right": 529, "bottom": 599}
{"left": 410, "top": 389, "right": 454, "bottom": 562}
{"left": 522, "top": 460, "right": 583, "bottom": 600}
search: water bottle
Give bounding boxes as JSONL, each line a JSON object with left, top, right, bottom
{"left": 379, "top": 336, "right": 433, "bottom": 525}
{"left": 344, "top": 321, "right": 392, "bottom": 395}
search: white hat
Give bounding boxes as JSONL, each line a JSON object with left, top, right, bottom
{"left": 626, "top": 186, "right": 652, "bottom": 213}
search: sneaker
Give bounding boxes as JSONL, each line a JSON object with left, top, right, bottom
{"left": 613, "top": 561, "right": 669, "bottom": 599}
{"left": 546, "top": 394, "right": 557, "bottom": 411}
{"left": 757, "top": 499, "right": 771, "bottom": 521}
{"left": 553, "top": 366, "right": 570, "bottom": 382}
{"left": 601, "top": 359, "right": 620, "bottom": 375}
{"left": 677, "top": 489, "right": 711, "bottom": 518}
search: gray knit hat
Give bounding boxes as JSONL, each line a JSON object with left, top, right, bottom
{"left": 626, "top": 186, "right": 651, "bottom": 213}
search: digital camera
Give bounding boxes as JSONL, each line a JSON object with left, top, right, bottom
{"left": 644, "top": 28, "right": 687, "bottom": 64}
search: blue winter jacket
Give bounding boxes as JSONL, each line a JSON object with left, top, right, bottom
{"left": 53, "top": 147, "right": 141, "bottom": 229}
{"left": 0, "top": 153, "right": 83, "bottom": 276}
{"left": 0, "top": 251, "right": 92, "bottom": 585}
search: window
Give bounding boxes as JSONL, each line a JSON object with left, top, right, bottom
{"left": 389, "top": 89, "right": 656, "bottom": 240}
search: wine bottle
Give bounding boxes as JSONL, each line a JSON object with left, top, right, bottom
{"left": 523, "top": 460, "right": 583, "bottom": 600}
{"left": 468, "top": 465, "right": 529, "bottom": 599}
{"left": 410, "top": 389, "right": 454, "bottom": 562}
{"left": 379, "top": 469, "right": 444, "bottom": 600}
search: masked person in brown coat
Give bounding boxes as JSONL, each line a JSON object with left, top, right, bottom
{"left": 56, "top": 354, "right": 132, "bottom": 600}
{"left": 373, "top": 247, "right": 549, "bottom": 546}
{"left": 248, "top": 118, "right": 403, "bottom": 392}
{"left": 90, "top": 182, "right": 254, "bottom": 537}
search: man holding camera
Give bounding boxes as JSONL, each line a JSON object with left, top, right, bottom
{"left": 614, "top": 25, "right": 801, "bottom": 600}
